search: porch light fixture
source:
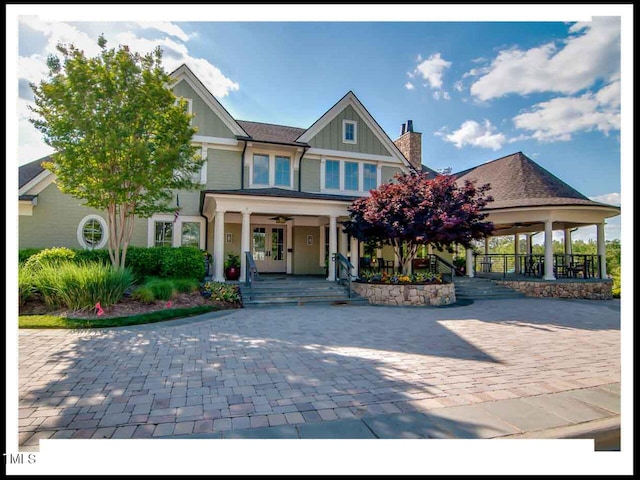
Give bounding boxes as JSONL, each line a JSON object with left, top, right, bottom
{"left": 271, "top": 216, "right": 292, "bottom": 224}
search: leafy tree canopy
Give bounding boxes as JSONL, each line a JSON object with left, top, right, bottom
{"left": 30, "top": 35, "right": 203, "bottom": 268}
{"left": 344, "top": 172, "right": 494, "bottom": 274}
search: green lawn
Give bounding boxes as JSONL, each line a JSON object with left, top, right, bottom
{"left": 19, "top": 305, "right": 219, "bottom": 329}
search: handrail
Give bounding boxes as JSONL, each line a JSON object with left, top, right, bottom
{"left": 244, "top": 251, "right": 259, "bottom": 299}
{"left": 333, "top": 252, "right": 353, "bottom": 298}
{"left": 428, "top": 254, "right": 455, "bottom": 284}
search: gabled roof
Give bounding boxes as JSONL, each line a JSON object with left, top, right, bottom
{"left": 168, "top": 64, "right": 249, "bottom": 138}
{"left": 455, "top": 152, "right": 618, "bottom": 210}
{"left": 236, "top": 121, "right": 308, "bottom": 146}
{"left": 19, "top": 155, "right": 50, "bottom": 189}
{"left": 296, "top": 91, "right": 413, "bottom": 169}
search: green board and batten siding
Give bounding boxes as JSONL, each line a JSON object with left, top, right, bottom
{"left": 206, "top": 148, "right": 242, "bottom": 190}
{"left": 172, "top": 80, "right": 236, "bottom": 139}
{"left": 307, "top": 105, "right": 388, "bottom": 156}
{"left": 382, "top": 166, "right": 403, "bottom": 183}
{"left": 300, "top": 158, "right": 321, "bottom": 192}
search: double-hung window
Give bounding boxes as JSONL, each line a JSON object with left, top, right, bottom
{"left": 342, "top": 120, "right": 357, "bottom": 144}
{"left": 274, "top": 156, "right": 291, "bottom": 187}
{"left": 363, "top": 163, "right": 377, "bottom": 191}
{"left": 155, "top": 221, "right": 173, "bottom": 247}
{"left": 252, "top": 154, "right": 270, "bottom": 186}
{"left": 325, "top": 160, "right": 340, "bottom": 190}
{"left": 344, "top": 161, "right": 359, "bottom": 191}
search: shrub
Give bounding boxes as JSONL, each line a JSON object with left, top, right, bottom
{"left": 358, "top": 270, "right": 443, "bottom": 285}
{"left": 158, "top": 247, "right": 206, "bottom": 280}
{"left": 24, "top": 247, "right": 76, "bottom": 269}
{"left": 126, "top": 247, "right": 163, "bottom": 280}
{"left": 131, "top": 286, "right": 156, "bottom": 304}
{"left": 30, "top": 261, "right": 134, "bottom": 310}
{"left": 18, "top": 266, "right": 36, "bottom": 306}
{"left": 19, "top": 248, "right": 43, "bottom": 264}
{"left": 144, "top": 278, "right": 176, "bottom": 301}
{"left": 74, "top": 248, "right": 111, "bottom": 265}
{"left": 201, "top": 281, "right": 241, "bottom": 304}
{"left": 172, "top": 278, "right": 200, "bottom": 294}
{"left": 611, "top": 266, "right": 620, "bottom": 298}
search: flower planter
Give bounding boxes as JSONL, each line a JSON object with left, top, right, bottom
{"left": 225, "top": 266, "right": 241, "bottom": 281}
{"left": 352, "top": 282, "right": 455, "bottom": 306}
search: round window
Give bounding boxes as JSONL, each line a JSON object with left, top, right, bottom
{"left": 77, "top": 215, "right": 108, "bottom": 249}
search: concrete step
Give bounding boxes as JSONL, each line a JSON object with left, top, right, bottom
{"left": 453, "top": 277, "right": 525, "bottom": 300}
{"left": 243, "top": 296, "right": 369, "bottom": 307}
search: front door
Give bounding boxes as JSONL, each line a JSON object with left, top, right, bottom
{"left": 252, "top": 226, "right": 286, "bottom": 273}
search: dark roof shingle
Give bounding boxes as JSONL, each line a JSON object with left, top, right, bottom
{"left": 237, "top": 120, "right": 308, "bottom": 146}
{"left": 455, "top": 152, "right": 617, "bottom": 210}
{"left": 19, "top": 156, "right": 50, "bottom": 189}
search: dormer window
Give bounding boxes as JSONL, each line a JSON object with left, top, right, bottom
{"left": 342, "top": 120, "right": 357, "bottom": 144}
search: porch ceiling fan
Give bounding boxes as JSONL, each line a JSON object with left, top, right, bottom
{"left": 269, "top": 215, "right": 293, "bottom": 224}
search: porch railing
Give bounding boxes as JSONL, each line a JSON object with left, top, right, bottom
{"left": 244, "top": 251, "right": 259, "bottom": 299}
{"left": 473, "top": 253, "right": 602, "bottom": 279}
{"left": 333, "top": 253, "right": 353, "bottom": 298}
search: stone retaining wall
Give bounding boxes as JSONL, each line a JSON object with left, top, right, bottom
{"left": 495, "top": 280, "right": 612, "bottom": 300}
{"left": 352, "top": 282, "right": 456, "bottom": 306}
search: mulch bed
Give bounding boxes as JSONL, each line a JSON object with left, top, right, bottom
{"left": 20, "top": 292, "right": 240, "bottom": 319}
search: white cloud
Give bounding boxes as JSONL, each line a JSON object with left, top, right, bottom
{"left": 590, "top": 192, "right": 621, "bottom": 206}
{"left": 17, "top": 98, "right": 54, "bottom": 163}
{"left": 512, "top": 81, "right": 620, "bottom": 141}
{"left": 410, "top": 52, "right": 451, "bottom": 90}
{"left": 134, "top": 21, "right": 191, "bottom": 42}
{"left": 404, "top": 81, "right": 415, "bottom": 90}
{"left": 437, "top": 119, "right": 506, "bottom": 151}
{"left": 432, "top": 90, "right": 450, "bottom": 101}
{"left": 468, "top": 17, "right": 620, "bottom": 101}
{"left": 453, "top": 81, "right": 464, "bottom": 92}
{"left": 17, "top": 18, "right": 240, "bottom": 164}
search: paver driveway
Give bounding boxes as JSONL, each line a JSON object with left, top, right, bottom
{"left": 18, "top": 298, "right": 620, "bottom": 445}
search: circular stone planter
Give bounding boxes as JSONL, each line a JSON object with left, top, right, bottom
{"left": 352, "top": 282, "right": 456, "bottom": 306}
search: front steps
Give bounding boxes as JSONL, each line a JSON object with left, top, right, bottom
{"left": 453, "top": 276, "right": 525, "bottom": 300}
{"left": 239, "top": 275, "right": 369, "bottom": 307}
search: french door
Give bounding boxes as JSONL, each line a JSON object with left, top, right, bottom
{"left": 252, "top": 226, "right": 286, "bottom": 273}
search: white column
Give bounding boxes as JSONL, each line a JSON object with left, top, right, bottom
{"left": 514, "top": 233, "right": 520, "bottom": 274}
{"left": 240, "top": 211, "right": 251, "bottom": 282}
{"left": 466, "top": 248, "right": 474, "bottom": 278}
{"left": 286, "top": 220, "right": 293, "bottom": 275}
{"left": 350, "top": 236, "right": 359, "bottom": 278}
{"left": 319, "top": 224, "right": 326, "bottom": 267}
{"left": 339, "top": 225, "right": 348, "bottom": 257}
{"left": 213, "top": 210, "right": 226, "bottom": 282}
{"left": 597, "top": 222, "right": 607, "bottom": 279}
{"left": 543, "top": 220, "right": 555, "bottom": 280}
{"left": 564, "top": 228, "right": 572, "bottom": 255}
{"left": 327, "top": 216, "right": 337, "bottom": 281}
{"left": 484, "top": 237, "right": 490, "bottom": 255}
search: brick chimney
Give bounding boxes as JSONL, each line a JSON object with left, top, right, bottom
{"left": 393, "top": 120, "right": 422, "bottom": 171}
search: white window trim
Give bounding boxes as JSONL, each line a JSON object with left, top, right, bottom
{"left": 147, "top": 214, "right": 206, "bottom": 249}
{"left": 198, "top": 145, "right": 208, "bottom": 184}
{"left": 77, "top": 214, "right": 109, "bottom": 250}
{"left": 249, "top": 153, "right": 293, "bottom": 189}
{"left": 321, "top": 159, "right": 381, "bottom": 194}
{"left": 342, "top": 120, "right": 357, "bottom": 144}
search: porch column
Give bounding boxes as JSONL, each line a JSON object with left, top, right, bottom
{"left": 514, "top": 233, "right": 520, "bottom": 274}
{"left": 350, "top": 236, "right": 359, "bottom": 278}
{"left": 597, "top": 222, "right": 607, "bottom": 279}
{"left": 327, "top": 215, "right": 337, "bottom": 281}
{"left": 484, "top": 237, "right": 490, "bottom": 255}
{"left": 526, "top": 233, "right": 533, "bottom": 255}
{"left": 564, "top": 228, "right": 572, "bottom": 255}
{"left": 213, "top": 210, "right": 226, "bottom": 282}
{"left": 543, "top": 220, "right": 555, "bottom": 280}
{"left": 240, "top": 211, "right": 251, "bottom": 282}
{"left": 286, "top": 220, "right": 293, "bottom": 275}
{"left": 339, "top": 224, "right": 348, "bottom": 257}
{"left": 465, "top": 247, "right": 474, "bottom": 278}
{"left": 319, "top": 225, "right": 326, "bottom": 267}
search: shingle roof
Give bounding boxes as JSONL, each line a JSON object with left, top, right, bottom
{"left": 455, "top": 152, "right": 618, "bottom": 210}
{"left": 237, "top": 120, "right": 308, "bottom": 146}
{"left": 206, "top": 188, "right": 357, "bottom": 202}
{"left": 19, "top": 156, "right": 50, "bottom": 189}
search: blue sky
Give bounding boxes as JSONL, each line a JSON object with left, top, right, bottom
{"left": 13, "top": 6, "right": 627, "bottom": 242}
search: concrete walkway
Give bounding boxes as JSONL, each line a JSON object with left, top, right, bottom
{"left": 18, "top": 298, "right": 620, "bottom": 449}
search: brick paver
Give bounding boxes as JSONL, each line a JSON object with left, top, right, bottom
{"left": 18, "top": 298, "right": 620, "bottom": 446}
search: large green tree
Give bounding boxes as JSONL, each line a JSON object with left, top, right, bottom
{"left": 30, "top": 36, "right": 203, "bottom": 268}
